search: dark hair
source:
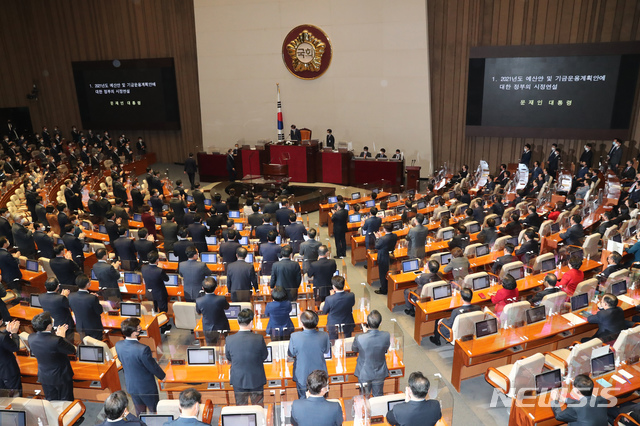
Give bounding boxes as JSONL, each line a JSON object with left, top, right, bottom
{"left": 96, "top": 248, "right": 107, "bottom": 259}
{"left": 186, "top": 246, "right": 199, "bottom": 259}
{"left": 236, "top": 246, "right": 248, "bottom": 259}
{"left": 544, "top": 273, "right": 557, "bottom": 287}
{"left": 308, "top": 228, "right": 317, "bottom": 239}
{"left": 281, "top": 245, "right": 293, "bottom": 258}
{"left": 121, "top": 317, "right": 141, "bottom": 337}
{"left": 63, "top": 223, "right": 74, "bottom": 233}
{"left": 147, "top": 250, "right": 159, "bottom": 264}
{"left": 569, "top": 255, "right": 583, "bottom": 270}
{"left": 267, "top": 230, "right": 277, "bottom": 242}
{"left": 138, "top": 227, "right": 148, "bottom": 238}
{"left": 502, "top": 274, "right": 517, "bottom": 290}
{"left": 54, "top": 244, "right": 65, "bottom": 255}
{"left": 457, "top": 224, "right": 467, "bottom": 234}
{"left": 573, "top": 374, "right": 594, "bottom": 397}
{"left": 370, "top": 207, "right": 378, "bottom": 216}
{"left": 32, "top": 311, "right": 53, "bottom": 332}
{"left": 427, "top": 260, "right": 440, "bottom": 273}
{"left": 203, "top": 277, "right": 217, "bottom": 293}
{"left": 602, "top": 293, "right": 618, "bottom": 309}
{"left": 75, "top": 274, "right": 90, "bottom": 289}
{"left": 318, "top": 245, "right": 329, "bottom": 257}
{"left": 271, "top": 286, "right": 288, "bottom": 302}
{"left": 45, "top": 277, "right": 60, "bottom": 292}
{"left": 104, "top": 390, "right": 129, "bottom": 420}
{"left": 504, "top": 243, "right": 515, "bottom": 254}
{"left": 307, "top": 369, "right": 329, "bottom": 395}
{"left": 367, "top": 310, "right": 382, "bottom": 329}
{"left": 384, "top": 223, "right": 393, "bottom": 232}
{"left": 227, "top": 229, "right": 236, "bottom": 241}
{"left": 610, "top": 251, "right": 622, "bottom": 265}
{"left": 300, "top": 310, "right": 319, "bottom": 329}
{"left": 237, "top": 308, "right": 254, "bottom": 326}
{"left": 486, "top": 218, "right": 495, "bottom": 228}
{"left": 331, "top": 275, "right": 345, "bottom": 290}
{"left": 179, "top": 387, "right": 202, "bottom": 409}
{"left": 460, "top": 287, "right": 473, "bottom": 303}
{"left": 571, "top": 214, "right": 582, "bottom": 224}
{"left": 0, "top": 237, "right": 7, "bottom": 247}
{"left": 408, "top": 371, "right": 431, "bottom": 399}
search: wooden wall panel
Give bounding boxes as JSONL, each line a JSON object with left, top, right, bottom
{"left": 428, "top": 0, "right": 640, "bottom": 175}
{"left": 0, "top": 0, "right": 202, "bottom": 164}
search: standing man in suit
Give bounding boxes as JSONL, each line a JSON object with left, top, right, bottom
{"left": 161, "top": 213, "right": 179, "bottom": 252}
{"left": 550, "top": 375, "right": 609, "bottom": 425}
{"left": 275, "top": 199, "right": 292, "bottom": 233}
{"left": 173, "top": 228, "right": 192, "bottom": 263}
{"left": 290, "top": 370, "right": 343, "bottom": 426}
{"left": 375, "top": 223, "right": 398, "bottom": 295}
{"left": 285, "top": 213, "right": 307, "bottom": 252}
{"left": 28, "top": 311, "right": 76, "bottom": 401}
{"left": 12, "top": 215, "right": 36, "bottom": 258}
{"left": 133, "top": 227, "right": 155, "bottom": 264}
{"left": 113, "top": 227, "right": 137, "bottom": 269}
{"left": 585, "top": 293, "right": 631, "bottom": 342}
{"left": 165, "top": 388, "right": 208, "bottom": 425}
{"left": 559, "top": 214, "right": 585, "bottom": 246}
{"left": 608, "top": 138, "right": 623, "bottom": 172}
{"left": 225, "top": 309, "right": 269, "bottom": 406}
{"left": 184, "top": 152, "right": 198, "bottom": 190}
{"left": 352, "top": 310, "right": 390, "bottom": 397}
{"left": 290, "top": 125, "right": 301, "bottom": 142}
{"left": 170, "top": 191, "right": 187, "bottom": 226}
{"left": 62, "top": 223, "right": 85, "bottom": 272}
{"left": 0, "top": 209, "right": 13, "bottom": 246}
{"left": 520, "top": 143, "right": 532, "bottom": 168}
{"left": 69, "top": 274, "right": 104, "bottom": 340}
{"left": 33, "top": 222, "right": 55, "bottom": 259}
{"left": 219, "top": 229, "right": 241, "bottom": 264}
{"left": 325, "top": 129, "right": 335, "bottom": 150}
{"left": 332, "top": 201, "right": 349, "bottom": 258}
{"left": 430, "top": 288, "right": 481, "bottom": 346}
{"left": 322, "top": 276, "right": 355, "bottom": 340}
{"left": 362, "top": 207, "right": 382, "bottom": 250}
{"left": 196, "top": 277, "right": 230, "bottom": 345}
{"left": 188, "top": 216, "right": 208, "bottom": 254}
{"left": 0, "top": 319, "right": 21, "bottom": 396}
{"left": 288, "top": 311, "right": 331, "bottom": 399}
{"left": 0, "top": 237, "right": 21, "bottom": 290}
{"left": 93, "top": 248, "right": 122, "bottom": 300}
{"left": 115, "top": 317, "right": 166, "bottom": 414}
{"left": 386, "top": 372, "right": 442, "bottom": 426}
{"left": 580, "top": 143, "right": 594, "bottom": 168}
{"left": 178, "top": 246, "right": 212, "bottom": 302}
{"left": 130, "top": 179, "right": 145, "bottom": 213}
{"left": 39, "top": 277, "right": 75, "bottom": 339}
{"left": 141, "top": 251, "right": 170, "bottom": 314}
{"left": 247, "top": 204, "right": 264, "bottom": 228}
{"left": 269, "top": 245, "right": 302, "bottom": 291}
{"left": 299, "top": 228, "right": 321, "bottom": 272}
{"left": 307, "top": 245, "right": 337, "bottom": 302}
{"left": 259, "top": 230, "right": 282, "bottom": 261}
{"left": 406, "top": 214, "right": 427, "bottom": 259}
{"left": 226, "top": 247, "right": 258, "bottom": 302}
{"left": 97, "top": 391, "right": 146, "bottom": 425}
{"left": 547, "top": 143, "right": 560, "bottom": 177}
{"left": 226, "top": 149, "right": 236, "bottom": 182}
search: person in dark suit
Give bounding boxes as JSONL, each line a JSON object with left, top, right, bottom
{"left": 322, "top": 276, "right": 355, "bottom": 340}
{"left": 290, "top": 125, "right": 301, "bottom": 142}
{"left": 288, "top": 311, "right": 331, "bottom": 399}
{"left": 149, "top": 190, "right": 164, "bottom": 216}
{"left": 105, "top": 212, "right": 121, "bottom": 247}
{"left": 406, "top": 214, "right": 428, "bottom": 259}
{"left": 129, "top": 180, "right": 145, "bottom": 213}
{"left": 50, "top": 244, "right": 81, "bottom": 287}
{"left": 0, "top": 209, "right": 13, "bottom": 246}
{"left": 352, "top": 310, "right": 390, "bottom": 397}
{"left": 173, "top": 228, "right": 192, "bottom": 263}
{"left": 164, "top": 388, "right": 208, "bottom": 425}
{"left": 133, "top": 227, "right": 155, "bottom": 264}
{"left": 219, "top": 229, "right": 241, "bottom": 265}
{"left": 62, "top": 223, "right": 85, "bottom": 271}
{"left": 477, "top": 217, "right": 498, "bottom": 246}
{"left": 115, "top": 317, "right": 166, "bottom": 413}
{"left": 93, "top": 248, "right": 122, "bottom": 299}
{"left": 33, "top": 222, "right": 55, "bottom": 259}
{"left": 404, "top": 260, "right": 443, "bottom": 316}
{"left": 269, "top": 245, "right": 302, "bottom": 291}
{"left": 188, "top": 216, "right": 208, "bottom": 254}
{"left": 264, "top": 286, "right": 295, "bottom": 340}
{"left": 359, "top": 146, "right": 372, "bottom": 158}
{"left": 299, "top": 228, "right": 322, "bottom": 272}
{"left": 39, "top": 277, "right": 75, "bottom": 339}
{"left": 259, "top": 230, "right": 282, "bottom": 262}
{"left": 528, "top": 273, "right": 560, "bottom": 306}
{"left": 28, "top": 311, "right": 76, "bottom": 401}
{"left": 447, "top": 224, "right": 470, "bottom": 250}
{"left": 332, "top": 201, "right": 349, "bottom": 258}
{"left": 141, "top": 251, "right": 170, "bottom": 314}
{"left": 560, "top": 214, "right": 585, "bottom": 246}
{"left": 225, "top": 309, "right": 269, "bottom": 406}
{"left": 584, "top": 293, "right": 632, "bottom": 342}
{"left": 622, "top": 160, "right": 636, "bottom": 180}
{"left": 599, "top": 251, "right": 623, "bottom": 280}
{"left": 386, "top": 371, "right": 442, "bottom": 426}
{"left": 178, "top": 246, "right": 212, "bottom": 302}
{"left": 285, "top": 213, "right": 307, "bottom": 252}
{"left": 113, "top": 227, "right": 137, "bottom": 269}
{"left": 579, "top": 144, "right": 594, "bottom": 168}
{"left": 375, "top": 223, "right": 398, "bottom": 295}
{"left": 12, "top": 215, "right": 36, "bottom": 258}
{"left": 520, "top": 205, "right": 542, "bottom": 231}
{"left": 97, "top": 390, "right": 147, "bottom": 425}
{"left": 608, "top": 138, "right": 623, "bottom": 171}
{"left": 491, "top": 243, "right": 518, "bottom": 275}
{"left": 192, "top": 184, "right": 206, "bottom": 214}
{"left": 275, "top": 199, "right": 292, "bottom": 232}
{"left": 325, "top": 129, "right": 335, "bottom": 150}
{"left": 547, "top": 144, "right": 560, "bottom": 177}
{"left": 361, "top": 207, "right": 382, "bottom": 250}
{"left": 551, "top": 375, "right": 609, "bottom": 426}
{"left": 520, "top": 144, "right": 532, "bottom": 168}
{"left": 247, "top": 204, "right": 264, "bottom": 228}
{"left": 0, "top": 237, "right": 21, "bottom": 290}
{"left": 430, "top": 288, "right": 482, "bottom": 346}
{"left": 226, "top": 149, "right": 236, "bottom": 181}
{"left": 375, "top": 148, "right": 387, "bottom": 159}
{"left": 69, "top": 274, "right": 104, "bottom": 340}
{"left": 226, "top": 247, "right": 258, "bottom": 302}
{"left": 307, "top": 245, "right": 337, "bottom": 302}
{"left": 196, "top": 277, "right": 229, "bottom": 345}
{"left": 0, "top": 319, "right": 21, "bottom": 396}
{"left": 290, "top": 370, "right": 343, "bottom": 426}
{"left": 170, "top": 191, "right": 187, "bottom": 226}
{"left": 0, "top": 279, "right": 11, "bottom": 323}
{"left": 161, "top": 213, "right": 179, "bottom": 252}
{"left": 263, "top": 194, "right": 279, "bottom": 214}
{"left": 183, "top": 152, "right": 198, "bottom": 189}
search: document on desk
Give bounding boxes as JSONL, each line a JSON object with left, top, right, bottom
{"left": 596, "top": 378, "right": 612, "bottom": 388}
{"left": 620, "top": 369, "right": 634, "bottom": 379}
{"left": 119, "top": 283, "right": 128, "bottom": 293}
{"left": 561, "top": 312, "right": 587, "bottom": 325}
{"left": 611, "top": 374, "right": 627, "bottom": 385}
{"left": 618, "top": 295, "right": 637, "bottom": 306}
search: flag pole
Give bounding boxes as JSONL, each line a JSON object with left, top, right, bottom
{"left": 277, "top": 83, "right": 284, "bottom": 143}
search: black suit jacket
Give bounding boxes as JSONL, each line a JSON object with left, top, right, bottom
{"left": 196, "top": 293, "right": 230, "bottom": 332}
{"left": 50, "top": 256, "right": 81, "bottom": 286}
{"left": 39, "top": 292, "right": 75, "bottom": 330}
{"left": 0, "top": 217, "right": 13, "bottom": 245}
{"left": 225, "top": 331, "right": 268, "bottom": 389}
{"left": 133, "top": 239, "right": 155, "bottom": 263}
{"left": 263, "top": 202, "right": 279, "bottom": 214}
{"left": 187, "top": 223, "right": 208, "bottom": 253}
{"left": 579, "top": 149, "right": 594, "bottom": 168}
{"left": 141, "top": 264, "right": 169, "bottom": 303}
{"left": 270, "top": 258, "right": 302, "bottom": 289}
{"left": 113, "top": 236, "right": 137, "bottom": 261}
{"left": 308, "top": 257, "right": 337, "bottom": 289}
{"left": 530, "top": 286, "right": 560, "bottom": 305}
{"left": 0, "top": 330, "right": 20, "bottom": 381}
{"left": 161, "top": 222, "right": 179, "bottom": 251}
{"left": 28, "top": 331, "right": 76, "bottom": 385}
{"left": 520, "top": 150, "right": 532, "bottom": 167}
{"left": 34, "top": 230, "right": 54, "bottom": 258}
{"left": 325, "top": 134, "right": 335, "bottom": 149}
{"left": 12, "top": 223, "right": 35, "bottom": 257}
{"left": 291, "top": 396, "right": 343, "bottom": 426}
{"left": 587, "top": 306, "right": 631, "bottom": 340}
{"left": 387, "top": 400, "right": 442, "bottom": 426}
{"left": 227, "top": 260, "right": 258, "bottom": 296}
{"left": 559, "top": 224, "right": 584, "bottom": 245}
{"left": 275, "top": 207, "right": 292, "bottom": 228}
{"left": 219, "top": 240, "right": 241, "bottom": 264}
{"left": 68, "top": 290, "right": 104, "bottom": 339}
{"left": 551, "top": 396, "right": 609, "bottom": 426}
{"left": 322, "top": 291, "right": 355, "bottom": 328}
{"left": 0, "top": 248, "right": 21, "bottom": 283}
{"left": 255, "top": 224, "right": 276, "bottom": 243}
{"left": 184, "top": 157, "right": 197, "bottom": 173}
{"left": 173, "top": 239, "right": 192, "bottom": 263}
{"left": 93, "top": 260, "right": 120, "bottom": 289}
{"left": 259, "top": 241, "right": 281, "bottom": 262}
{"left": 290, "top": 128, "right": 302, "bottom": 141}
{"left": 115, "top": 339, "right": 166, "bottom": 395}
{"left": 331, "top": 209, "right": 348, "bottom": 234}
{"left": 376, "top": 233, "right": 399, "bottom": 264}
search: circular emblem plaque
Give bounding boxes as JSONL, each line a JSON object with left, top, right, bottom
{"left": 282, "top": 25, "right": 332, "bottom": 80}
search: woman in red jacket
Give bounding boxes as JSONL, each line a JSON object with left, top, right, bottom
{"left": 490, "top": 274, "right": 519, "bottom": 316}
{"left": 557, "top": 255, "right": 584, "bottom": 296}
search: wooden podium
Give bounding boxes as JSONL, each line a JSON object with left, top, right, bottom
{"left": 405, "top": 166, "right": 421, "bottom": 191}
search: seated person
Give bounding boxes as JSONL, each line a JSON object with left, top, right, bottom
{"left": 429, "top": 288, "right": 480, "bottom": 346}
{"left": 528, "top": 273, "right": 559, "bottom": 305}
{"left": 489, "top": 274, "right": 519, "bottom": 316}
{"left": 404, "top": 260, "right": 442, "bottom": 317}
{"left": 447, "top": 224, "right": 469, "bottom": 250}
{"left": 583, "top": 293, "right": 631, "bottom": 343}
{"left": 386, "top": 371, "right": 442, "bottom": 426}
{"left": 597, "top": 211, "right": 616, "bottom": 236}
{"left": 598, "top": 251, "right": 623, "bottom": 280}
{"left": 442, "top": 247, "right": 469, "bottom": 280}
{"left": 559, "top": 214, "right": 584, "bottom": 246}
{"left": 557, "top": 255, "right": 584, "bottom": 296}
{"left": 477, "top": 218, "right": 498, "bottom": 246}
{"left": 491, "top": 243, "right": 517, "bottom": 275}
{"left": 165, "top": 388, "right": 208, "bottom": 425}
{"left": 547, "top": 201, "right": 565, "bottom": 222}
{"left": 290, "top": 370, "right": 343, "bottom": 426}
{"left": 520, "top": 205, "right": 542, "bottom": 231}
{"left": 97, "top": 391, "right": 146, "bottom": 425}
{"left": 498, "top": 212, "right": 522, "bottom": 237}
{"left": 515, "top": 229, "right": 539, "bottom": 264}
{"left": 550, "top": 375, "right": 609, "bottom": 425}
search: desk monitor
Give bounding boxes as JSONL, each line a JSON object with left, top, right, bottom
{"left": 526, "top": 306, "right": 546, "bottom": 325}
{"left": 570, "top": 293, "right": 590, "bottom": 312}
{"left": 472, "top": 275, "right": 490, "bottom": 291}
{"left": 365, "top": 199, "right": 376, "bottom": 208}
{"left": 98, "top": 224, "right": 107, "bottom": 234}
{"left": 0, "top": 410, "right": 26, "bottom": 426}
{"left": 275, "top": 235, "right": 282, "bottom": 245}
{"left": 440, "top": 253, "right": 452, "bottom": 266}
{"left": 236, "top": 223, "right": 244, "bottom": 231}
{"left": 229, "top": 210, "right": 241, "bottom": 219}
{"left": 432, "top": 283, "right": 452, "bottom": 300}
{"left": 324, "top": 346, "right": 332, "bottom": 360}
{"left": 239, "top": 236, "right": 249, "bottom": 245}
{"left": 448, "top": 190, "right": 455, "bottom": 199}
{"left": 225, "top": 304, "right": 242, "bottom": 319}
{"left": 613, "top": 234, "right": 623, "bottom": 243}
{"left": 372, "top": 188, "right": 381, "bottom": 195}
{"left": 56, "top": 237, "right": 64, "bottom": 245}
{"left": 508, "top": 267, "right": 524, "bottom": 280}
{"left": 348, "top": 214, "right": 361, "bottom": 223}
{"left": 392, "top": 221, "right": 403, "bottom": 231}
{"left": 629, "top": 225, "right": 637, "bottom": 236}
{"left": 83, "top": 242, "right": 92, "bottom": 253}
{"left": 327, "top": 196, "right": 338, "bottom": 204}
{"left": 221, "top": 413, "right": 257, "bottom": 426}
{"left": 78, "top": 345, "right": 104, "bottom": 363}
{"left": 416, "top": 200, "right": 427, "bottom": 210}
{"left": 550, "top": 223, "right": 560, "bottom": 234}
{"left": 25, "top": 259, "right": 39, "bottom": 272}
{"left": 82, "top": 220, "right": 93, "bottom": 231}
{"left": 611, "top": 280, "right": 627, "bottom": 296}
{"left": 289, "top": 303, "right": 299, "bottom": 317}
{"left": 140, "top": 415, "right": 175, "bottom": 426}
{"left": 205, "top": 236, "right": 217, "bottom": 245}
{"left": 568, "top": 247, "right": 584, "bottom": 260}
{"left": 155, "top": 216, "right": 163, "bottom": 226}
{"left": 407, "top": 189, "right": 416, "bottom": 196}
{"left": 264, "top": 346, "right": 273, "bottom": 363}
{"left": 387, "top": 399, "right": 404, "bottom": 412}
{"left": 162, "top": 204, "right": 170, "bottom": 212}
{"left": 30, "top": 293, "right": 41, "bottom": 308}
{"left": 591, "top": 352, "right": 615, "bottom": 378}
{"left": 133, "top": 213, "right": 142, "bottom": 222}
{"left": 541, "top": 258, "right": 556, "bottom": 273}
{"left": 187, "top": 347, "right": 216, "bottom": 365}
{"left": 467, "top": 223, "right": 481, "bottom": 234}
{"left": 535, "top": 369, "right": 562, "bottom": 395}
{"left": 204, "top": 198, "right": 212, "bottom": 206}
{"left": 475, "top": 318, "right": 498, "bottom": 339}
{"left": 388, "top": 194, "right": 399, "bottom": 203}
{"left": 124, "top": 273, "right": 141, "bottom": 284}
{"left": 441, "top": 230, "right": 454, "bottom": 240}
{"left": 396, "top": 206, "right": 406, "bottom": 214}
{"left": 351, "top": 192, "right": 361, "bottom": 200}
{"left": 120, "top": 302, "right": 141, "bottom": 317}
{"left": 494, "top": 217, "right": 502, "bottom": 226}
{"left": 402, "top": 259, "right": 420, "bottom": 273}
{"left": 475, "top": 245, "right": 490, "bottom": 257}
{"left": 186, "top": 195, "right": 194, "bottom": 203}
{"left": 506, "top": 236, "right": 518, "bottom": 247}
{"left": 91, "top": 269, "right": 97, "bottom": 280}
{"left": 245, "top": 253, "right": 254, "bottom": 263}
{"left": 167, "top": 252, "right": 179, "bottom": 262}
{"left": 165, "top": 274, "right": 180, "bottom": 287}
{"left": 201, "top": 253, "right": 217, "bottom": 264}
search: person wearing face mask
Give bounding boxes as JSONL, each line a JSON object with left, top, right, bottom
{"left": 547, "top": 144, "right": 559, "bottom": 177}
{"left": 608, "top": 138, "right": 623, "bottom": 172}
{"left": 579, "top": 143, "right": 593, "bottom": 168}
{"left": 520, "top": 143, "right": 531, "bottom": 168}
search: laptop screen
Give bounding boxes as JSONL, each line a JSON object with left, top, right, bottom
{"left": 550, "top": 223, "right": 560, "bottom": 234}
{"left": 526, "top": 306, "right": 546, "bottom": 324}
{"left": 506, "top": 236, "right": 518, "bottom": 246}
{"left": 30, "top": 294, "right": 41, "bottom": 308}
{"left": 221, "top": 414, "right": 257, "bottom": 426}
{"left": 165, "top": 274, "right": 179, "bottom": 287}
{"left": 78, "top": 345, "right": 104, "bottom": 363}
{"left": 570, "top": 293, "right": 590, "bottom": 311}
{"left": 508, "top": 267, "right": 524, "bottom": 280}
{"left": 475, "top": 245, "right": 490, "bottom": 257}
{"left": 0, "top": 410, "right": 26, "bottom": 426}
{"left": 351, "top": 192, "right": 361, "bottom": 200}
{"left": 442, "top": 230, "right": 454, "bottom": 240}
{"left": 225, "top": 305, "right": 242, "bottom": 319}
{"left": 245, "top": 253, "right": 254, "bottom": 263}
{"left": 201, "top": 253, "right": 217, "bottom": 264}
{"left": 591, "top": 352, "right": 615, "bottom": 377}
{"left": 402, "top": 259, "right": 420, "bottom": 273}
{"left": 204, "top": 198, "right": 212, "bottom": 206}
{"left": 229, "top": 210, "right": 240, "bottom": 218}
{"left": 140, "top": 415, "right": 175, "bottom": 426}
{"left": 133, "top": 213, "right": 142, "bottom": 222}
{"left": 205, "top": 236, "right": 217, "bottom": 245}
{"left": 348, "top": 214, "right": 361, "bottom": 223}
{"left": 387, "top": 399, "right": 404, "bottom": 412}
{"left": 396, "top": 206, "right": 406, "bottom": 214}
{"left": 440, "top": 253, "right": 452, "bottom": 266}
{"left": 239, "top": 236, "right": 249, "bottom": 245}
{"left": 98, "top": 224, "right": 107, "bottom": 234}
{"left": 494, "top": 217, "right": 502, "bottom": 226}
{"left": 417, "top": 200, "right": 427, "bottom": 210}
{"left": 365, "top": 200, "right": 376, "bottom": 208}
{"left": 264, "top": 346, "right": 273, "bottom": 363}
{"left": 120, "top": 302, "right": 141, "bottom": 317}
{"left": 275, "top": 235, "right": 282, "bottom": 244}
{"left": 167, "top": 252, "right": 179, "bottom": 262}
{"left": 327, "top": 196, "right": 338, "bottom": 204}
{"left": 432, "top": 284, "right": 452, "bottom": 300}
{"left": 541, "top": 258, "right": 556, "bottom": 273}
{"left": 155, "top": 216, "right": 163, "bottom": 225}
{"left": 472, "top": 275, "right": 490, "bottom": 291}
{"left": 186, "top": 195, "right": 194, "bottom": 202}
{"left": 611, "top": 280, "right": 627, "bottom": 296}
{"left": 372, "top": 188, "right": 381, "bottom": 195}
{"left": 236, "top": 223, "right": 244, "bottom": 231}
{"left": 475, "top": 318, "right": 498, "bottom": 338}
{"left": 535, "top": 369, "right": 562, "bottom": 394}
{"left": 187, "top": 347, "right": 216, "bottom": 365}
{"left": 467, "top": 223, "right": 481, "bottom": 234}
{"left": 82, "top": 221, "right": 93, "bottom": 230}
{"left": 124, "top": 273, "right": 141, "bottom": 284}
{"left": 289, "top": 303, "right": 298, "bottom": 317}
{"left": 613, "top": 234, "right": 622, "bottom": 243}
{"left": 392, "top": 221, "right": 403, "bottom": 231}
{"left": 25, "top": 259, "right": 39, "bottom": 272}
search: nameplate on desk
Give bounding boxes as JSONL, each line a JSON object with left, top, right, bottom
{"left": 107, "top": 311, "right": 120, "bottom": 316}
{"left": 170, "top": 359, "right": 185, "bottom": 366}
{"left": 268, "top": 380, "right": 281, "bottom": 388}
{"left": 345, "top": 351, "right": 358, "bottom": 358}
{"left": 330, "top": 375, "right": 345, "bottom": 383}
{"left": 207, "top": 382, "right": 221, "bottom": 390}
{"left": 561, "top": 312, "right": 587, "bottom": 325}
{"left": 371, "top": 416, "right": 386, "bottom": 424}
{"left": 389, "top": 369, "right": 403, "bottom": 377}
{"left": 618, "top": 295, "right": 636, "bottom": 306}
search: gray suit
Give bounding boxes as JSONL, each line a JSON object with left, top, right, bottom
{"left": 178, "top": 259, "right": 212, "bottom": 302}
{"left": 406, "top": 224, "right": 427, "bottom": 259}
{"left": 269, "top": 258, "right": 301, "bottom": 289}
{"left": 226, "top": 260, "right": 258, "bottom": 301}
{"left": 291, "top": 396, "right": 343, "bottom": 426}
{"left": 299, "top": 239, "right": 321, "bottom": 272}
{"left": 443, "top": 256, "right": 470, "bottom": 280}
{"left": 288, "top": 329, "right": 331, "bottom": 398}
{"left": 352, "top": 329, "right": 390, "bottom": 397}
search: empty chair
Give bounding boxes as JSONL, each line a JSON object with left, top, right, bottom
{"left": 502, "top": 207, "right": 515, "bottom": 223}
{"left": 538, "top": 220, "right": 553, "bottom": 237}
{"left": 499, "top": 261, "right": 524, "bottom": 280}
{"left": 612, "top": 325, "right": 640, "bottom": 365}
{"left": 574, "top": 278, "right": 598, "bottom": 300}
{"left": 220, "top": 405, "right": 266, "bottom": 425}
{"left": 157, "top": 399, "right": 213, "bottom": 424}
{"left": 38, "top": 257, "right": 56, "bottom": 279}
{"left": 464, "top": 243, "right": 482, "bottom": 258}
{"left": 485, "top": 353, "right": 545, "bottom": 398}
{"left": 437, "top": 310, "right": 486, "bottom": 344}
{"left": 172, "top": 302, "right": 201, "bottom": 330}
{"left": 493, "top": 236, "right": 511, "bottom": 251}
{"left": 83, "top": 335, "right": 120, "bottom": 369}
{"left": 2, "top": 397, "right": 86, "bottom": 426}
{"left": 582, "top": 233, "right": 601, "bottom": 259}
{"left": 531, "top": 253, "right": 555, "bottom": 273}
{"left": 540, "top": 291, "right": 567, "bottom": 316}
{"left": 369, "top": 393, "right": 406, "bottom": 417}
{"left": 602, "top": 225, "right": 619, "bottom": 244}
{"left": 544, "top": 338, "right": 603, "bottom": 378}
{"left": 499, "top": 301, "right": 531, "bottom": 328}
